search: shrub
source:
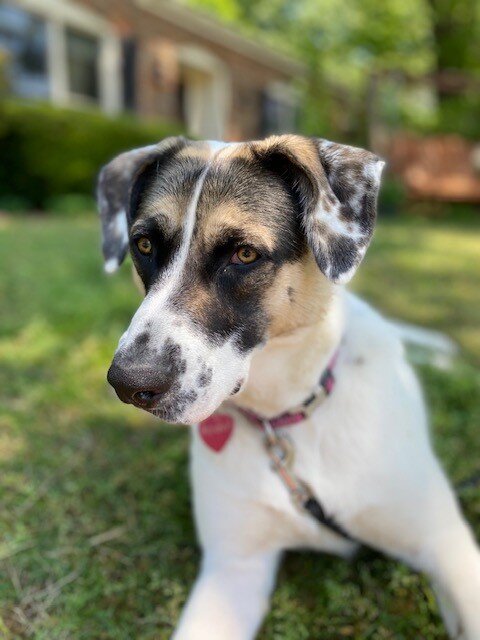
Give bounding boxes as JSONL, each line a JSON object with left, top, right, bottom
{"left": 0, "top": 194, "right": 32, "bottom": 212}
{"left": 378, "top": 176, "right": 406, "bottom": 216}
{"left": 0, "top": 100, "right": 183, "bottom": 210}
{"left": 44, "top": 193, "right": 96, "bottom": 216}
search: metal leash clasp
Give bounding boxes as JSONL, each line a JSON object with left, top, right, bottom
{"left": 262, "top": 420, "right": 294, "bottom": 469}
{"left": 261, "top": 420, "right": 310, "bottom": 508}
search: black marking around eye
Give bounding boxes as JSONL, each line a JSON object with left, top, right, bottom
{"left": 128, "top": 144, "right": 209, "bottom": 290}
{"left": 198, "top": 158, "right": 307, "bottom": 265}
{"left": 169, "top": 153, "right": 312, "bottom": 353}
{"left": 130, "top": 225, "right": 182, "bottom": 290}
{"left": 128, "top": 140, "right": 187, "bottom": 223}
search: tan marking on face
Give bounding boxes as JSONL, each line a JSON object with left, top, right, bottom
{"left": 177, "top": 279, "right": 218, "bottom": 324}
{"left": 176, "top": 141, "right": 212, "bottom": 161}
{"left": 135, "top": 194, "right": 186, "bottom": 234}
{"left": 252, "top": 135, "right": 323, "bottom": 180}
{"left": 197, "top": 202, "right": 277, "bottom": 253}
{"left": 132, "top": 140, "right": 214, "bottom": 236}
{"left": 132, "top": 264, "right": 146, "bottom": 296}
{"left": 265, "top": 254, "right": 332, "bottom": 338}
{"left": 219, "top": 135, "right": 318, "bottom": 165}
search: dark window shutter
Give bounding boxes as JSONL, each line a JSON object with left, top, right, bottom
{"left": 122, "top": 38, "right": 136, "bottom": 111}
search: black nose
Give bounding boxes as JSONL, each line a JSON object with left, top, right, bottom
{"left": 107, "top": 359, "right": 173, "bottom": 409}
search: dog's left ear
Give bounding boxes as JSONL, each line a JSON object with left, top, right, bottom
{"left": 253, "top": 135, "right": 385, "bottom": 283}
{"left": 96, "top": 144, "right": 159, "bottom": 273}
{"left": 96, "top": 137, "right": 185, "bottom": 273}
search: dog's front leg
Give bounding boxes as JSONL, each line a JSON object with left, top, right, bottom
{"left": 422, "top": 518, "right": 480, "bottom": 640}
{"left": 172, "top": 550, "right": 280, "bottom": 640}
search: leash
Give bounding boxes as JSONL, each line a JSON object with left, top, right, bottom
{"left": 200, "top": 340, "right": 479, "bottom": 543}
{"left": 260, "top": 419, "right": 355, "bottom": 541}
{"left": 239, "top": 344, "right": 356, "bottom": 542}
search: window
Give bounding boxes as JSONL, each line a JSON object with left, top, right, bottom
{"left": 177, "top": 46, "right": 231, "bottom": 139}
{"left": 66, "top": 27, "right": 99, "bottom": 102}
{"left": 0, "top": 0, "right": 121, "bottom": 112}
{"left": 261, "top": 84, "right": 298, "bottom": 135}
{"left": 0, "top": 4, "right": 48, "bottom": 98}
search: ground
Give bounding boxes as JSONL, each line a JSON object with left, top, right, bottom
{"left": 0, "top": 212, "right": 479, "bottom": 639}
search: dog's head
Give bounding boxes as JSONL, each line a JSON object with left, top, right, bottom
{"left": 98, "top": 135, "right": 383, "bottom": 423}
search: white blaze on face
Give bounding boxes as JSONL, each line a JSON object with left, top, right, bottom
{"left": 114, "top": 141, "right": 252, "bottom": 424}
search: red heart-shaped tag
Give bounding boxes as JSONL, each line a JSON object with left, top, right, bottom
{"left": 199, "top": 414, "right": 234, "bottom": 452}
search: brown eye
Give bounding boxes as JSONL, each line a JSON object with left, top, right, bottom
{"left": 136, "top": 237, "right": 152, "bottom": 255}
{"left": 232, "top": 246, "right": 259, "bottom": 265}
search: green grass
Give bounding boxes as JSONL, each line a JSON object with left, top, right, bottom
{"left": 0, "top": 212, "right": 479, "bottom": 639}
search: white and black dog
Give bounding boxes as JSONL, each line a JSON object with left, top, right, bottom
{"left": 98, "top": 135, "right": 480, "bottom": 639}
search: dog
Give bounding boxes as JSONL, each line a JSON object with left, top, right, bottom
{"left": 97, "top": 135, "right": 480, "bottom": 639}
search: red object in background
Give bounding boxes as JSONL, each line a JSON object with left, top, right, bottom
{"left": 388, "top": 134, "right": 480, "bottom": 203}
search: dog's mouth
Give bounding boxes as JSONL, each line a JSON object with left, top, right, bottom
{"left": 146, "top": 404, "right": 209, "bottom": 425}
{"left": 147, "top": 406, "right": 180, "bottom": 422}
{"left": 230, "top": 378, "right": 245, "bottom": 396}
{"left": 142, "top": 376, "right": 246, "bottom": 424}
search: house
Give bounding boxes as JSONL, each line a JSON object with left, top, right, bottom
{"left": 0, "top": 0, "right": 304, "bottom": 140}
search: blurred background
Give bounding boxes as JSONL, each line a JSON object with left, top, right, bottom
{"left": 0, "top": 1, "right": 479, "bottom": 638}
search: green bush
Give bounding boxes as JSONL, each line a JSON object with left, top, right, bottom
{"left": 44, "top": 193, "right": 96, "bottom": 216}
{"left": 0, "top": 193, "right": 32, "bottom": 212}
{"left": 378, "top": 176, "right": 406, "bottom": 216}
{"left": 0, "top": 100, "right": 183, "bottom": 210}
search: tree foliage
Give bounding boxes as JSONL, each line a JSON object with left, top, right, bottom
{"left": 184, "top": 0, "right": 480, "bottom": 139}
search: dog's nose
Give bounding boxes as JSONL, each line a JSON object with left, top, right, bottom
{"left": 107, "top": 360, "right": 173, "bottom": 408}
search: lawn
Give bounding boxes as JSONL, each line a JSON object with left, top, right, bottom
{"left": 0, "top": 212, "right": 479, "bottom": 639}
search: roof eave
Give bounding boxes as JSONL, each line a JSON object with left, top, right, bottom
{"left": 135, "top": 0, "right": 306, "bottom": 78}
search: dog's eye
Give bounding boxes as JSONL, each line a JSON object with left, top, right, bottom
{"left": 136, "top": 237, "right": 152, "bottom": 255}
{"left": 231, "top": 246, "right": 259, "bottom": 265}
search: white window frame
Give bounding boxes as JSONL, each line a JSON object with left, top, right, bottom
{"left": 12, "top": 0, "right": 122, "bottom": 113}
{"left": 178, "top": 45, "right": 231, "bottom": 140}
{"left": 264, "top": 81, "right": 299, "bottom": 134}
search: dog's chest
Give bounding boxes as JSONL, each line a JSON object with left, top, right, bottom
{"left": 190, "top": 395, "right": 360, "bottom": 555}
{"left": 189, "top": 324, "right": 417, "bottom": 556}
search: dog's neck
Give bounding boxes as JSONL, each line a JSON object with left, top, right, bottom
{"left": 231, "top": 288, "right": 345, "bottom": 418}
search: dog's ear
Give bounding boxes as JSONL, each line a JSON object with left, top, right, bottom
{"left": 252, "top": 135, "right": 385, "bottom": 283}
{"left": 96, "top": 136, "right": 185, "bottom": 273}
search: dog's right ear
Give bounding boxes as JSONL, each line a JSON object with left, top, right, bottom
{"left": 252, "top": 135, "right": 384, "bottom": 283}
{"left": 96, "top": 137, "right": 185, "bottom": 273}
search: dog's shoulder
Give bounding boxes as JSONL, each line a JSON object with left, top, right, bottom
{"left": 343, "top": 291, "right": 404, "bottom": 361}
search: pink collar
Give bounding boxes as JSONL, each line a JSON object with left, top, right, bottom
{"left": 236, "top": 346, "right": 340, "bottom": 429}
{"left": 198, "top": 345, "right": 341, "bottom": 452}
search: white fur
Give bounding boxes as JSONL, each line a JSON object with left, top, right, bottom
{"left": 173, "top": 291, "right": 480, "bottom": 639}
{"left": 104, "top": 257, "right": 119, "bottom": 274}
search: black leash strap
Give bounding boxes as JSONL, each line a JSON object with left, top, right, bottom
{"left": 261, "top": 420, "right": 356, "bottom": 543}
{"left": 302, "top": 496, "right": 355, "bottom": 542}
{"left": 262, "top": 419, "right": 479, "bottom": 543}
